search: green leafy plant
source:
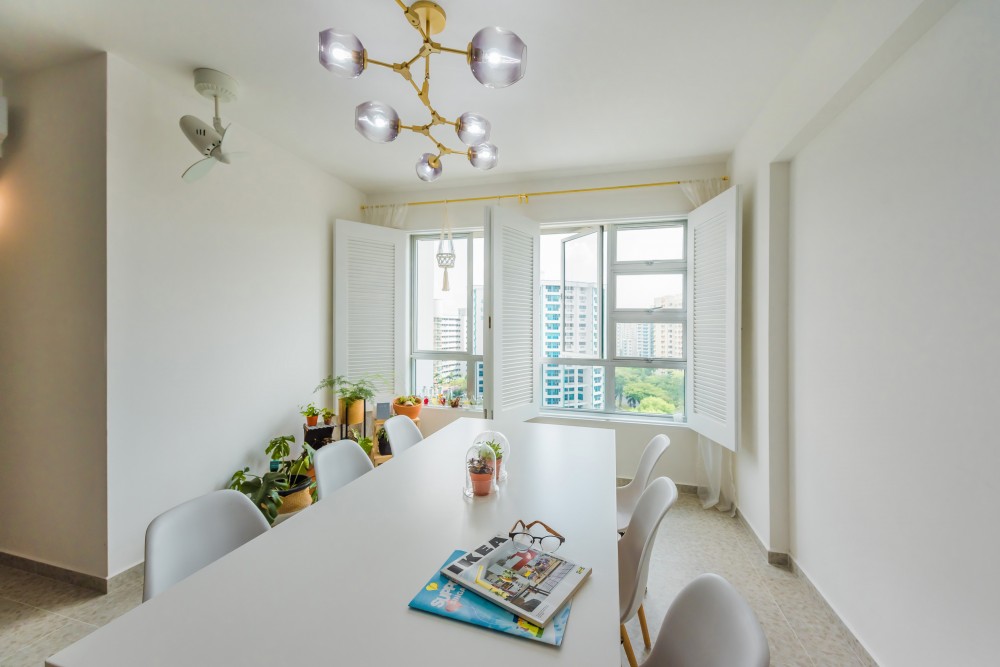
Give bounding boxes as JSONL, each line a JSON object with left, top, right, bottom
{"left": 316, "top": 375, "right": 377, "bottom": 406}
{"left": 349, "top": 427, "right": 374, "bottom": 456}
{"left": 483, "top": 438, "right": 503, "bottom": 460}
{"left": 321, "top": 407, "right": 335, "bottom": 420}
{"left": 299, "top": 403, "right": 320, "bottom": 418}
{"left": 229, "top": 467, "right": 288, "bottom": 525}
{"left": 228, "top": 436, "right": 318, "bottom": 523}
{"left": 394, "top": 394, "right": 422, "bottom": 406}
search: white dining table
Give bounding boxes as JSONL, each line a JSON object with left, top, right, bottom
{"left": 47, "top": 418, "right": 620, "bottom": 666}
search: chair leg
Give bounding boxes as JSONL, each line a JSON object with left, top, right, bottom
{"left": 637, "top": 604, "right": 651, "bottom": 649}
{"left": 621, "top": 623, "right": 639, "bottom": 667}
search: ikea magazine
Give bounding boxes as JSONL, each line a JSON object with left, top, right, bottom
{"left": 409, "top": 550, "right": 572, "bottom": 646}
{"left": 441, "top": 535, "right": 591, "bottom": 627}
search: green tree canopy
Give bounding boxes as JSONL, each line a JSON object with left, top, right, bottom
{"left": 638, "top": 396, "right": 675, "bottom": 414}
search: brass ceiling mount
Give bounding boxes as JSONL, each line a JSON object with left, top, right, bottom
{"left": 409, "top": 1, "right": 447, "bottom": 35}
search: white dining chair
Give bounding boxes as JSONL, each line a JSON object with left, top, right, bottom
{"left": 639, "top": 573, "right": 770, "bottom": 667}
{"left": 617, "top": 434, "right": 671, "bottom": 534}
{"left": 314, "top": 439, "right": 374, "bottom": 500}
{"left": 619, "top": 476, "right": 679, "bottom": 667}
{"left": 383, "top": 414, "right": 423, "bottom": 457}
{"left": 143, "top": 489, "right": 269, "bottom": 602}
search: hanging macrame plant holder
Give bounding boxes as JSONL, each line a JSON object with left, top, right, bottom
{"left": 436, "top": 204, "right": 456, "bottom": 291}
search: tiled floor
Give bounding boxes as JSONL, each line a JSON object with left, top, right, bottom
{"left": 622, "top": 493, "right": 875, "bottom": 667}
{"left": 0, "top": 493, "right": 872, "bottom": 666}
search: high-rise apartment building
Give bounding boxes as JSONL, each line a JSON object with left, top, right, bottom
{"left": 541, "top": 280, "right": 604, "bottom": 410}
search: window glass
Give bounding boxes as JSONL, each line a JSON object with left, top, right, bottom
{"left": 541, "top": 364, "right": 605, "bottom": 410}
{"left": 413, "top": 359, "right": 482, "bottom": 405}
{"left": 615, "top": 322, "right": 684, "bottom": 360}
{"left": 616, "top": 226, "right": 684, "bottom": 262}
{"left": 615, "top": 274, "right": 683, "bottom": 310}
{"left": 414, "top": 236, "right": 469, "bottom": 352}
{"left": 613, "top": 367, "right": 685, "bottom": 417}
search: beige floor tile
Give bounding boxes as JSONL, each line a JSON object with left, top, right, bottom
{"left": 0, "top": 619, "right": 95, "bottom": 667}
{"left": 0, "top": 599, "right": 72, "bottom": 661}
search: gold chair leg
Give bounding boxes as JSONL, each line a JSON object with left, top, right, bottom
{"left": 621, "top": 623, "right": 639, "bottom": 667}
{"left": 637, "top": 604, "right": 651, "bottom": 649}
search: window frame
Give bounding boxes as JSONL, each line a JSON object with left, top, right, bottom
{"left": 543, "top": 217, "right": 688, "bottom": 420}
{"left": 408, "top": 232, "right": 484, "bottom": 404}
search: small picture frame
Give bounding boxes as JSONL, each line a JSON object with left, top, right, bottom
{"left": 376, "top": 402, "right": 391, "bottom": 420}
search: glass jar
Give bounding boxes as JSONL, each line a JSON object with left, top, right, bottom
{"left": 463, "top": 442, "right": 498, "bottom": 498}
{"left": 472, "top": 431, "right": 510, "bottom": 482}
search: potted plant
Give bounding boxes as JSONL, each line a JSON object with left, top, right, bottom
{"left": 228, "top": 467, "right": 288, "bottom": 525}
{"left": 393, "top": 394, "right": 423, "bottom": 419}
{"left": 483, "top": 438, "right": 504, "bottom": 478}
{"left": 300, "top": 402, "right": 320, "bottom": 427}
{"left": 316, "top": 375, "right": 376, "bottom": 426}
{"left": 467, "top": 455, "right": 495, "bottom": 496}
{"left": 349, "top": 427, "right": 374, "bottom": 457}
{"left": 266, "top": 434, "right": 317, "bottom": 514}
{"left": 375, "top": 425, "right": 389, "bottom": 456}
{"left": 321, "top": 407, "right": 335, "bottom": 426}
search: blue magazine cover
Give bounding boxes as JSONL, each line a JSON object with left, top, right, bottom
{"left": 409, "top": 549, "right": 572, "bottom": 646}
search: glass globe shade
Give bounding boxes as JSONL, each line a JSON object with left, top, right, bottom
{"left": 354, "top": 101, "right": 400, "bottom": 143}
{"left": 416, "top": 153, "right": 443, "bottom": 182}
{"left": 318, "top": 29, "right": 365, "bottom": 78}
{"left": 455, "top": 112, "right": 491, "bottom": 146}
{"left": 468, "top": 143, "right": 498, "bottom": 170}
{"left": 469, "top": 27, "right": 526, "bottom": 88}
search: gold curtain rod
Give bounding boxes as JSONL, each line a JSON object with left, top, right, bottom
{"left": 359, "top": 176, "right": 729, "bottom": 211}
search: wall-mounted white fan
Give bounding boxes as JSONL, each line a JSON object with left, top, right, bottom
{"left": 180, "top": 68, "right": 242, "bottom": 182}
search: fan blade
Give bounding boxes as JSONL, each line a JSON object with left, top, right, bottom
{"left": 215, "top": 151, "right": 247, "bottom": 165}
{"left": 181, "top": 157, "right": 217, "bottom": 182}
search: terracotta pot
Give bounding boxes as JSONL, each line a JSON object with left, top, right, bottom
{"left": 323, "top": 415, "right": 333, "bottom": 425}
{"left": 339, "top": 398, "right": 365, "bottom": 425}
{"left": 305, "top": 415, "right": 319, "bottom": 427}
{"left": 393, "top": 402, "right": 422, "bottom": 419}
{"left": 277, "top": 475, "right": 313, "bottom": 514}
{"left": 495, "top": 457, "right": 503, "bottom": 479}
{"left": 469, "top": 471, "right": 494, "bottom": 496}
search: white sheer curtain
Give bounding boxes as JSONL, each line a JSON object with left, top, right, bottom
{"left": 362, "top": 203, "right": 408, "bottom": 229}
{"left": 682, "top": 178, "right": 736, "bottom": 514}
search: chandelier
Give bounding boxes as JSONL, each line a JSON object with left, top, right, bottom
{"left": 318, "top": 0, "right": 526, "bottom": 182}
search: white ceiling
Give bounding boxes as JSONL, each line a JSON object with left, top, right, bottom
{"left": 0, "top": 0, "right": 835, "bottom": 194}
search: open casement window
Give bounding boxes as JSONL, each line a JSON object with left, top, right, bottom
{"left": 484, "top": 206, "right": 541, "bottom": 423}
{"left": 685, "top": 186, "right": 741, "bottom": 451}
{"left": 560, "top": 227, "right": 603, "bottom": 359}
{"left": 334, "top": 219, "right": 408, "bottom": 400}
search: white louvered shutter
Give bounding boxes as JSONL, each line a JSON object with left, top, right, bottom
{"left": 334, "top": 219, "right": 407, "bottom": 399}
{"left": 484, "top": 206, "right": 540, "bottom": 423}
{"left": 686, "top": 186, "right": 741, "bottom": 451}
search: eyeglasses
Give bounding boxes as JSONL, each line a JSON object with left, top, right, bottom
{"left": 508, "top": 519, "right": 565, "bottom": 552}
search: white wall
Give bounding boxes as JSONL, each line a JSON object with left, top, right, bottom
{"left": 0, "top": 55, "right": 109, "bottom": 577}
{"left": 728, "top": 0, "right": 958, "bottom": 554}
{"left": 788, "top": 0, "right": 999, "bottom": 663}
{"left": 105, "top": 56, "right": 363, "bottom": 575}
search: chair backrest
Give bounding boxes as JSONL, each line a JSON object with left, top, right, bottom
{"left": 314, "top": 439, "right": 375, "bottom": 500}
{"left": 143, "top": 489, "right": 269, "bottom": 602}
{"left": 618, "top": 476, "right": 678, "bottom": 622}
{"left": 643, "top": 573, "right": 770, "bottom": 667}
{"left": 383, "top": 415, "right": 423, "bottom": 456}
{"left": 618, "top": 434, "right": 671, "bottom": 506}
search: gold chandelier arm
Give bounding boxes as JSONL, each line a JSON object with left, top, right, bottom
{"left": 437, "top": 44, "right": 470, "bottom": 57}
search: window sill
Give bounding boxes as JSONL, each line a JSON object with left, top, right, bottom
{"left": 419, "top": 404, "right": 484, "bottom": 413}
{"left": 537, "top": 410, "right": 689, "bottom": 428}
